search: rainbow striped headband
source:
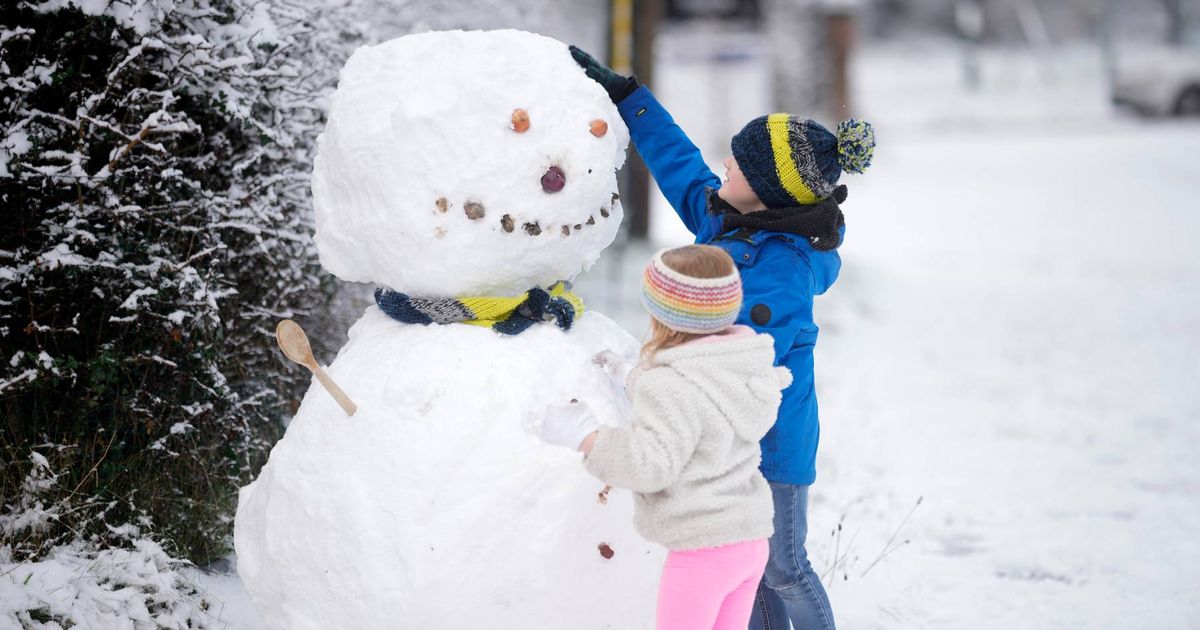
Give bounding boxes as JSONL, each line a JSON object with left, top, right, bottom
{"left": 641, "top": 249, "right": 743, "bottom": 334}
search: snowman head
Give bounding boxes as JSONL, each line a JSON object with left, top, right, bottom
{"left": 312, "top": 30, "right": 630, "bottom": 297}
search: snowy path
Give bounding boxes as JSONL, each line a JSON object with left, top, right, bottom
{"left": 811, "top": 122, "right": 1200, "bottom": 629}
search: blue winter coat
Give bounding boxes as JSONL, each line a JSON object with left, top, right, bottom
{"left": 617, "top": 86, "right": 842, "bottom": 485}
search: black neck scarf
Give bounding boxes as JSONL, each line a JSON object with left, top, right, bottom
{"left": 714, "top": 185, "right": 848, "bottom": 252}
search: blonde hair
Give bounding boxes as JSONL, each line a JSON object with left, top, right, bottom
{"left": 641, "top": 245, "right": 737, "bottom": 360}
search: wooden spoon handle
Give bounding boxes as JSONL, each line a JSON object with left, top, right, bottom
{"left": 310, "top": 363, "right": 357, "bottom": 416}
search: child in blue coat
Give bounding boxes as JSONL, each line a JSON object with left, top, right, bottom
{"left": 570, "top": 45, "right": 875, "bottom": 630}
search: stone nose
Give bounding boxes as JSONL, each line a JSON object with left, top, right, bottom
{"left": 541, "top": 165, "right": 565, "bottom": 193}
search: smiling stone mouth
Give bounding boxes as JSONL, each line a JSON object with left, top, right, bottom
{"left": 434, "top": 193, "right": 620, "bottom": 238}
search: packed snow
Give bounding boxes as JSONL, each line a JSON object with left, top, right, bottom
{"left": 312, "top": 29, "right": 630, "bottom": 297}
{"left": 236, "top": 30, "right": 663, "bottom": 630}
{"left": 235, "top": 309, "right": 663, "bottom": 629}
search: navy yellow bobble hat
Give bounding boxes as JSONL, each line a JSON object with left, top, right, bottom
{"left": 731, "top": 115, "right": 876, "bottom": 209}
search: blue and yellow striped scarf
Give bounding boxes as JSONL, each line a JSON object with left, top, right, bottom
{"left": 374, "top": 281, "right": 584, "bottom": 335}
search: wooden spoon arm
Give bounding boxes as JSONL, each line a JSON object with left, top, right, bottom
{"left": 311, "top": 363, "right": 358, "bottom": 416}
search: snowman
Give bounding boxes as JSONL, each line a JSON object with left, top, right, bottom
{"left": 233, "top": 30, "right": 664, "bottom": 629}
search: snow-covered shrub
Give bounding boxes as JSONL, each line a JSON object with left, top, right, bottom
{"left": 0, "top": 538, "right": 222, "bottom": 629}
{"left": 0, "top": 0, "right": 364, "bottom": 565}
{"left": 0, "top": 448, "right": 224, "bottom": 628}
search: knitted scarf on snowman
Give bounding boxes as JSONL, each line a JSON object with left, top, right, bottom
{"left": 374, "top": 281, "right": 584, "bottom": 335}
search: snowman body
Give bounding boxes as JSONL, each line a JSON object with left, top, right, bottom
{"left": 234, "top": 30, "right": 665, "bottom": 628}
{"left": 235, "top": 309, "right": 660, "bottom": 628}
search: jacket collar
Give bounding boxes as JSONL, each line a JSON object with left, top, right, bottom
{"left": 705, "top": 187, "right": 770, "bottom": 244}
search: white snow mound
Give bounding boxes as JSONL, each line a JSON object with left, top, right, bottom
{"left": 235, "top": 310, "right": 662, "bottom": 628}
{"left": 312, "top": 29, "right": 630, "bottom": 296}
{"left": 239, "top": 30, "right": 658, "bottom": 628}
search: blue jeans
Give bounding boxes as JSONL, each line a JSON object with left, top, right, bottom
{"left": 748, "top": 483, "right": 836, "bottom": 630}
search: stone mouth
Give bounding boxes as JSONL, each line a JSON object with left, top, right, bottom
{"left": 432, "top": 192, "right": 621, "bottom": 239}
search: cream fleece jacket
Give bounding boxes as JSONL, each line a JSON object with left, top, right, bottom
{"left": 583, "top": 326, "right": 792, "bottom": 551}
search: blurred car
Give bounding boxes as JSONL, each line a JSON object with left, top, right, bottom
{"left": 1112, "top": 46, "right": 1200, "bottom": 117}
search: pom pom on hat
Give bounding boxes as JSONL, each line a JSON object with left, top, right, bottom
{"left": 836, "top": 119, "right": 875, "bottom": 174}
{"left": 732, "top": 114, "right": 876, "bottom": 208}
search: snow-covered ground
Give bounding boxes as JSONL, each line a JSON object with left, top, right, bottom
{"left": 814, "top": 119, "right": 1200, "bottom": 629}
{"left": 632, "top": 34, "right": 1200, "bottom": 629}
{"left": 815, "top": 120, "right": 1200, "bottom": 630}
{"left": 823, "top": 41, "right": 1199, "bottom": 630}
{"left": 194, "top": 34, "right": 1200, "bottom": 629}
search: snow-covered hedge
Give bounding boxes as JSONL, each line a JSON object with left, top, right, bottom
{"left": 0, "top": 0, "right": 364, "bottom": 568}
{"left": 1, "top": 538, "right": 221, "bottom": 629}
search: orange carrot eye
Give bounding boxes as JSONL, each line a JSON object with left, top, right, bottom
{"left": 590, "top": 119, "right": 608, "bottom": 137}
{"left": 511, "top": 109, "right": 530, "bottom": 133}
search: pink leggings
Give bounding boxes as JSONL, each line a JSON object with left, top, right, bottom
{"left": 656, "top": 539, "right": 770, "bottom": 630}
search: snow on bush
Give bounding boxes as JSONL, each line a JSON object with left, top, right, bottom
{"left": 1, "top": 538, "right": 221, "bottom": 629}
{"left": 1, "top": 447, "right": 222, "bottom": 628}
{"left": 0, "top": 0, "right": 365, "bottom": 570}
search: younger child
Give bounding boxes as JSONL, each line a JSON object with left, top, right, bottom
{"left": 535, "top": 244, "right": 793, "bottom": 630}
{"left": 569, "top": 45, "right": 876, "bottom": 630}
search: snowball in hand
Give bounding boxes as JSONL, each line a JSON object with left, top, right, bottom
{"left": 312, "top": 29, "right": 630, "bottom": 297}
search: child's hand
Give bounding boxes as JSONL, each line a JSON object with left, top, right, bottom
{"left": 592, "top": 350, "right": 633, "bottom": 383}
{"left": 568, "top": 45, "right": 638, "bottom": 104}
{"left": 531, "top": 399, "right": 600, "bottom": 451}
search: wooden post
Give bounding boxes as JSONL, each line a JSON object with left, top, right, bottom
{"left": 610, "top": 0, "right": 634, "bottom": 75}
{"left": 826, "top": 10, "right": 856, "bottom": 118}
{"left": 630, "top": 0, "right": 660, "bottom": 240}
{"left": 610, "top": 0, "right": 659, "bottom": 241}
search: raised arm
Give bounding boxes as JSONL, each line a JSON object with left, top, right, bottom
{"left": 569, "top": 45, "right": 721, "bottom": 238}
{"left": 617, "top": 87, "right": 722, "bottom": 237}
